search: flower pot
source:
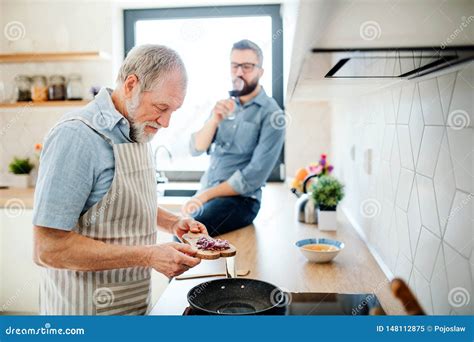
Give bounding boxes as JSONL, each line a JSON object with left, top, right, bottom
{"left": 317, "top": 207, "right": 337, "bottom": 231}
{"left": 8, "top": 174, "right": 30, "bottom": 188}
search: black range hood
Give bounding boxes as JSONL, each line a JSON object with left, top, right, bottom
{"left": 312, "top": 46, "right": 474, "bottom": 79}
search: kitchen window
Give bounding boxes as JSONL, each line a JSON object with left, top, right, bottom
{"left": 124, "top": 5, "right": 284, "bottom": 181}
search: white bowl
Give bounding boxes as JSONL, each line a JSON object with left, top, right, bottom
{"left": 295, "top": 238, "right": 344, "bottom": 263}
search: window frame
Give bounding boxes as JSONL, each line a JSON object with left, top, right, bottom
{"left": 123, "top": 5, "right": 284, "bottom": 182}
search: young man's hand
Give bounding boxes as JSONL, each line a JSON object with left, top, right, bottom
{"left": 211, "top": 99, "right": 235, "bottom": 123}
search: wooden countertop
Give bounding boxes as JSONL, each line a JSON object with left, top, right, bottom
{"left": 149, "top": 184, "right": 406, "bottom": 315}
{"left": 0, "top": 185, "right": 189, "bottom": 211}
{"left": 0, "top": 187, "right": 35, "bottom": 209}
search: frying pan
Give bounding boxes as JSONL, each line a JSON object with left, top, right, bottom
{"left": 187, "top": 278, "right": 287, "bottom": 315}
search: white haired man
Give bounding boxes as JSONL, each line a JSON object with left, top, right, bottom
{"left": 33, "top": 44, "right": 206, "bottom": 315}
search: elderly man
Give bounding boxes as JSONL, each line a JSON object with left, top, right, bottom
{"left": 187, "top": 39, "right": 285, "bottom": 236}
{"left": 33, "top": 44, "right": 206, "bottom": 315}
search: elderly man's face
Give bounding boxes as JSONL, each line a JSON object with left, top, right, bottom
{"left": 124, "top": 71, "right": 186, "bottom": 143}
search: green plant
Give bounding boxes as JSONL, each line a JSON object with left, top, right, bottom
{"left": 311, "top": 175, "right": 344, "bottom": 210}
{"left": 8, "top": 157, "right": 34, "bottom": 175}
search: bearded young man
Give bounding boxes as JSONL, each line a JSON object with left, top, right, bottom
{"left": 187, "top": 39, "right": 285, "bottom": 237}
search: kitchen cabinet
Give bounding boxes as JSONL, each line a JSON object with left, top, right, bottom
{"left": 0, "top": 209, "right": 40, "bottom": 314}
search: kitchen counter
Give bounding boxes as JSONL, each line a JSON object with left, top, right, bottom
{"left": 149, "top": 183, "right": 406, "bottom": 315}
{"left": 0, "top": 187, "right": 35, "bottom": 209}
{"left": 0, "top": 184, "right": 406, "bottom": 315}
{"left": 0, "top": 185, "right": 194, "bottom": 211}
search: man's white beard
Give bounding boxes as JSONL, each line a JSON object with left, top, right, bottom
{"left": 125, "top": 90, "right": 159, "bottom": 143}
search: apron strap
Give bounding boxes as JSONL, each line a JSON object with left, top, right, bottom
{"left": 51, "top": 117, "right": 114, "bottom": 146}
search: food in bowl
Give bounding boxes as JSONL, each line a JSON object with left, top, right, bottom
{"left": 302, "top": 244, "right": 339, "bottom": 252}
{"left": 295, "top": 238, "right": 344, "bottom": 263}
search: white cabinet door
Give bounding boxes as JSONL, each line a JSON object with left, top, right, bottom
{"left": 0, "top": 209, "right": 40, "bottom": 314}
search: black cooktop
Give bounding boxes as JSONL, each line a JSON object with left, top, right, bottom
{"left": 183, "top": 292, "right": 385, "bottom": 315}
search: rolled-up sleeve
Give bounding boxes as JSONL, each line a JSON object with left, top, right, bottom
{"left": 227, "top": 110, "right": 285, "bottom": 195}
{"left": 189, "top": 132, "right": 205, "bottom": 157}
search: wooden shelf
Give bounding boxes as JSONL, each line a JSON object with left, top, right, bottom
{"left": 0, "top": 100, "right": 89, "bottom": 108}
{"left": 0, "top": 51, "right": 110, "bottom": 63}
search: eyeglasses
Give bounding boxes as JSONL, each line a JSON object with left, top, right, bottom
{"left": 231, "top": 62, "right": 260, "bottom": 73}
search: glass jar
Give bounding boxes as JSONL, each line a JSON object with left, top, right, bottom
{"left": 66, "top": 74, "right": 83, "bottom": 100}
{"left": 31, "top": 75, "right": 48, "bottom": 102}
{"left": 14, "top": 75, "right": 32, "bottom": 102}
{"left": 48, "top": 75, "right": 66, "bottom": 101}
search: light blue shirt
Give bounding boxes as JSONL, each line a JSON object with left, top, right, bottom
{"left": 190, "top": 88, "right": 285, "bottom": 202}
{"left": 33, "top": 88, "right": 133, "bottom": 230}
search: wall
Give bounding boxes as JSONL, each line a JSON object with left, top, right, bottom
{"left": 0, "top": 0, "right": 117, "bottom": 179}
{"left": 285, "top": 101, "right": 331, "bottom": 176}
{"left": 331, "top": 63, "right": 473, "bottom": 315}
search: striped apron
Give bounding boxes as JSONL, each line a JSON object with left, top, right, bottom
{"left": 39, "top": 118, "right": 157, "bottom": 315}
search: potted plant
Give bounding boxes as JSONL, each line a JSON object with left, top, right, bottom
{"left": 311, "top": 175, "right": 344, "bottom": 231}
{"left": 8, "top": 157, "right": 35, "bottom": 188}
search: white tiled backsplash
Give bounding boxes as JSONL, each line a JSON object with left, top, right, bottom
{"left": 332, "top": 63, "right": 473, "bottom": 315}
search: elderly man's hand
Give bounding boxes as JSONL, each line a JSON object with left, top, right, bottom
{"left": 147, "top": 242, "right": 201, "bottom": 278}
{"left": 172, "top": 216, "right": 208, "bottom": 240}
